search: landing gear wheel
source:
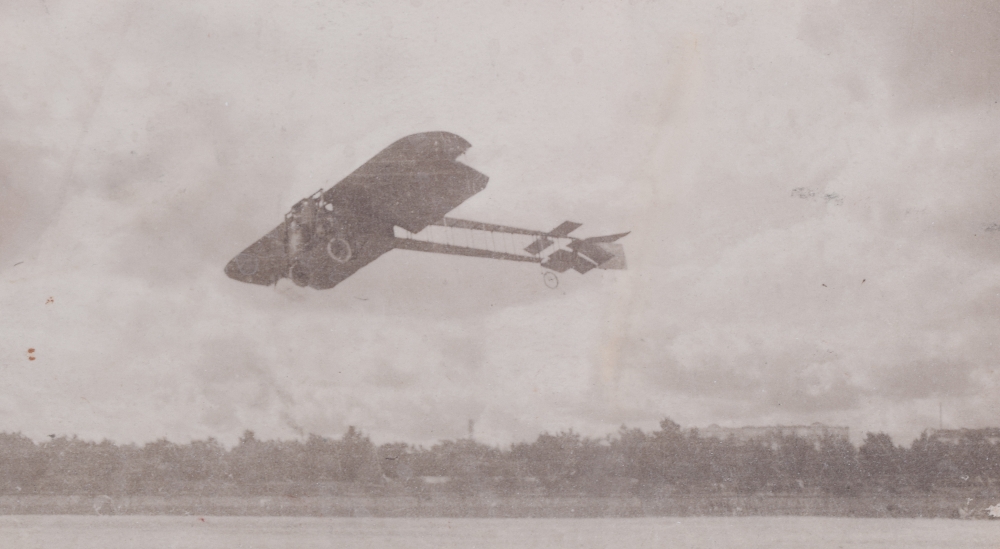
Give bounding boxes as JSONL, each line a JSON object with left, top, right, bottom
{"left": 326, "top": 237, "right": 352, "bottom": 263}
{"left": 543, "top": 271, "right": 559, "bottom": 289}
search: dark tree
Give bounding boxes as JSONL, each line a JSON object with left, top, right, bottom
{"left": 859, "top": 432, "right": 901, "bottom": 491}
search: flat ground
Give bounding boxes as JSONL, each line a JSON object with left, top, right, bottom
{"left": 2, "top": 516, "right": 998, "bottom": 549}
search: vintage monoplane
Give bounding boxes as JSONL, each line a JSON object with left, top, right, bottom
{"left": 224, "top": 132, "right": 628, "bottom": 290}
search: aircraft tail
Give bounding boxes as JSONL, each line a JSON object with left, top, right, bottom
{"left": 537, "top": 227, "right": 629, "bottom": 273}
{"left": 572, "top": 233, "right": 628, "bottom": 271}
{"left": 587, "top": 241, "right": 627, "bottom": 270}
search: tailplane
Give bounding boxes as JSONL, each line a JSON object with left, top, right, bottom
{"left": 537, "top": 226, "right": 628, "bottom": 273}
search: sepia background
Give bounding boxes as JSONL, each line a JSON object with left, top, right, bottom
{"left": 1, "top": 0, "right": 999, "bottom": 451}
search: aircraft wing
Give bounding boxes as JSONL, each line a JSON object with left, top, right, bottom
{"left": 322, "top": 132, "right": 488, "bottom": 234}
{"left": 224, "top": 223, "right": 288, "bottom": 286}
{"left": 226, "top": 132, "right": 488, "bottom": 288}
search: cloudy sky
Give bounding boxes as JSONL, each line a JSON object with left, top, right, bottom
{"left": 2, "top": 1, "right": 999, "bottom": 447}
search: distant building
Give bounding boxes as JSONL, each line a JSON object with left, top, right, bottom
{"left": 698, "top": 422, "right": 849, "bottom": 443}
{"left": 925, "top": 428, "right": 1000, "bottom": 445}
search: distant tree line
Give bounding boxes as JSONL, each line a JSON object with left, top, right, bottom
{"left": 0, "top": 420, "right": 998, "bottom": 498}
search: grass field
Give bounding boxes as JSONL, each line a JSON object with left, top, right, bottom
{"left": 2, "top": 515, "right": 999, "bottom": 549}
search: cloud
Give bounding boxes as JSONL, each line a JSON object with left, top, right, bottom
{"left": 2, "top": 1, "right": 1000, "bottom": 449}
{"left": 801, "top": 0, "right": 1000, "bottom": 111}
